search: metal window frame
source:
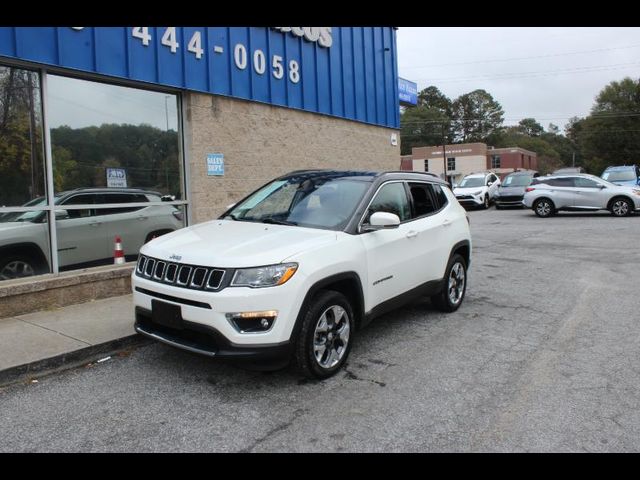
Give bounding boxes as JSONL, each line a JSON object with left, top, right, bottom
{"left": 0, "top": 63, "right": 190, "bottom": 277}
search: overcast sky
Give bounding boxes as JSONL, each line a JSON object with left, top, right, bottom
{"left": 397, "top": 27, "right": 640, "bottom": 130}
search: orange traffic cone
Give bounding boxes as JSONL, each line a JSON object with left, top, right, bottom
{"left": 114, "top": 236, "right": 125, "bottom": 265}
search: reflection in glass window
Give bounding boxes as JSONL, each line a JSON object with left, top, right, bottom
{"left": 47, "top": 75, "right": 183, "bottom": 200}
{"left": 0, "top": 66, "right": 45, "bottom": 207}
{"left": 0, "top": 210, "right": 51, "bottom": 281}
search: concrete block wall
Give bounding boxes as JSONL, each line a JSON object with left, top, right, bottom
{"left": 185, "top": 93, "right": 400, "bottom": 224}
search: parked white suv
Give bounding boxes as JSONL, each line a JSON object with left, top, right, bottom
{"left": 132, "top": 170, "right": 472, "bottom": 378}
{"left": 453, "top": 172, "right": 501, "bottom": 209}
{"left": 0, "top": 188, "right": 183, "bottom": 281}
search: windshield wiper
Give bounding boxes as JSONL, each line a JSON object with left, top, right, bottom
{"left": 260, "top": 217, "right": 297, "bottom": 226}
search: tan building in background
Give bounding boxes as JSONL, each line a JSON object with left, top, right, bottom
{"left": 401, "top": 143, "right": 538, "bottom": 184}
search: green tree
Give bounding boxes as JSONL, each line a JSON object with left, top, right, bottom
{"left": 450, "top": 89, "right": 504, "bottom": 143}
{"left": 400, "top": 106, "right": 450, "bottom": 155}
{"left": 518, "top": 118, "right": 544, "bottom": 137}
{"left": 417, "top": 86, "right": 452, "bottom": 116}
{"left": 570, "top": 77, "right": 640, "bottom": 174}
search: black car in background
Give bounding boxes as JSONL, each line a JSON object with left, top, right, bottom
{"left": 494, "top": 170, "right": 539, "bottom": 209}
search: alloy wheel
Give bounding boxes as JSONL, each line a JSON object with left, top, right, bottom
{"left": 612, "top": 200, "right": 629, "bottom": 216}
{"left": 0, "top": 260, "right": 35, "bottom": 280}
{"left": 448, "top": 262, "right": 466, "bottom": 306}
{"left": 313, "top": 305, "right": 351, "bottom": 369}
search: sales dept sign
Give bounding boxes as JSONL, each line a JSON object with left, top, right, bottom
{"left": 106, "top": 168, "right": 127, "bottom": 187}
{"left": 207, "top": 153, "right": 224, "bottom": 176}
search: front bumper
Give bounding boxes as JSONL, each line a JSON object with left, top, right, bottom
{"left": 134, "top": 306, "right": 291, "bottom": 360}
{"left": 132, "top": 270, "right": 306, "bottom": 351}
{"left": 494, "top": 195, "right": 524, "bottom": 207}
{"left": 455, "top": 195, "right": 484, "bottom": 207}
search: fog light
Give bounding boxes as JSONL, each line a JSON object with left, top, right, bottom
{"left": 226, "top": 310, "right": 278, "bottom": 333}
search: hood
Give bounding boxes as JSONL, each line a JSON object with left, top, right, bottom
{"left": 0, "top": 221, "right": 41, "bottom": 233}
{"left": 453, "top": 186, "right": 486, "bottom": 195}
{"left": 497, "top": 186, "right": 526, "bottom": 195}
{"left": 141, "top": 219, "right": 338, "bottom": 268}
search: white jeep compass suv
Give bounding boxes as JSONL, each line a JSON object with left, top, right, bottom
{"left": 132, "top": 170, "right": 472, "bottom": 378}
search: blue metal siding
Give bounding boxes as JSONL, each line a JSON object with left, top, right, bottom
{"left": 0, "top": 26, "right": 399, "bottom": 129}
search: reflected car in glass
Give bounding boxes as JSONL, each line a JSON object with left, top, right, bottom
{"left": 0, "top": 188, "right": 183, "bottom": 281}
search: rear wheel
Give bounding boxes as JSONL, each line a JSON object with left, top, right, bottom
{"left": 293, "top": 290, "right": 354, "bottom": 379}
{"left": 610, "top": 198, "right": 632, "bottom": 217}
{"left": 533, "top": 198, "right": 554, "bottom": 218}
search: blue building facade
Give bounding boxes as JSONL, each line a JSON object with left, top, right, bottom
{"left": 0, "top": 26, "right": 400, "bottom": 129}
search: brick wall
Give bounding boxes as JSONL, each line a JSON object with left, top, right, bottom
{"left": 185, "top": 93, "right": 400, "bottom": 224}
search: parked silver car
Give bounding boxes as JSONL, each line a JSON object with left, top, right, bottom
{"left": 523, "top": 174, "right": 640, "bottom": 218}
{"left": 0, "top": 188, "right": 184, "bottom": 281}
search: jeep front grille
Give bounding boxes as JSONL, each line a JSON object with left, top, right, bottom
{"left": 136, "top": 255, "right": 226, "bottom": 291}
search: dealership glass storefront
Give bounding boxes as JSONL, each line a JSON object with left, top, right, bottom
{"left": 0, "top": 63, "right": 187, "bottom": 281}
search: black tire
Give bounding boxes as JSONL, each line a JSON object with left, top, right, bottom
{"left": 431, "top": 254, "right": 467, "bottom": 313}
{"left": 533, "top": 198, "right": 554, "bottom": 218}
{"left": 0, "top": 255, "right": 40, "bottom": 281}
{"left": 610, "top": 197, "right": 632, "bottom": 217}
{"left": 293, "top": 290, "right": 354, "bottom": 379}
{"left": 483, "top": 195, "right": 490, "bottom": 209}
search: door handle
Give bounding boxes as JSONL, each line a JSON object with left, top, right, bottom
{"left": 442, "top": 219, "right": 452, "bottom": 227}
{"left": 137, "top": 216, "right": 149, "bottom": 221}
{"left": 406, "top": 230, "right": 418, "bottom": 238}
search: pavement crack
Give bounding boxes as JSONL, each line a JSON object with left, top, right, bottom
{"left": 343, "top": 368, "right": 386, "bottom": 387}
{"left": 238, "top": 408, "right": 308, "bottom": 453}
{"left": 16, "top": 319, "right": 91, "bottom": 346}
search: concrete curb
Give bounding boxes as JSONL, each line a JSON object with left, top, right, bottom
{"left": 0, "top": 334, "right": 151, "bottom": 388}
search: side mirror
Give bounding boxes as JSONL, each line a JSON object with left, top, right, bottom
{"left": 55, "top": 209, "right": 69, "bottom": 220}
{"left": 598, "top": 184, "right": 606, "bottom": 189}
{"left": 361, "top": 212, "right": 400, "bottom": 232}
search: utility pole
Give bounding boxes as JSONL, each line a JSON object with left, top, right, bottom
{"left": 572, "top": 151, "right": 575, "bottom": 168}
{"left": 441, "top": 121, "right": 450, "bottom": 187}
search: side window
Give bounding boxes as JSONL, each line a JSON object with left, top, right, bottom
{"left": 408, "top": 182, "right": 437, "bottom": 218}
{"left": 574, "top": 177, "right": 600, "bottom": 188}
{"left": 549, "top": 178, "right": 575, "bottom": 188}
{"left": 431, "top": 184, "right": 449, "bottom": 210}
{"left": 60, "top": 194, "right": 95, "bottom": 218}
{"left": 100, "top": 193, "right": 147, "bottom": 215}
{"left": 364, "top": 182, "right": 411, "bottom": 224}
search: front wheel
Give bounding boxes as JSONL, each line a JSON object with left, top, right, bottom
{"left": 293, "top": 290, "right": 354, "bottom": 379}
{"left": 483, "top": 195, "right": 490, "bottom": 209}
{"left": 431, "top": 254, "right": 467, "bottom": 312}
{"left": 610, "top": 198, "right": 632, "bottom": 217}
{"left": 0, "top": 255, "right": 39, "bottom": 281}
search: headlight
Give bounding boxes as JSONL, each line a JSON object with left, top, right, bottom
{"left": 472, "top": 190, "right": 482, "bottom": 196}
{"left": 231, "top": 263, "right": 298, "bottom": 288}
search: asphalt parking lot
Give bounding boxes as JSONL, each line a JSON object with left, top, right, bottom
{"left": 1, "top": 206, "right": 639, "bottom": 452}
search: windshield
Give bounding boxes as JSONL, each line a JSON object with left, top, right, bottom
{"left": 225, "top": 175, "right": 371, "bottom": 230}
{"left": 602, "top": 170, "right": 637, "bottom": 182}
{"left": 502, "top": 175, "right": 532, "bottom": 187}
{"left": 457, "top": 177, "right": 485, "bottom": 188}
{"left": 0, "top": 196, "right": 60, "bottom": 223}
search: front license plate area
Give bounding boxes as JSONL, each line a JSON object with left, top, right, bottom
{"left": 151, "top": 300, "right": 184, "bottom": 330}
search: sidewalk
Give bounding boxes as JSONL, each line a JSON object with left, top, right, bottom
{"left": 0, "top": 294, "right": 147, "bottom": 387}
